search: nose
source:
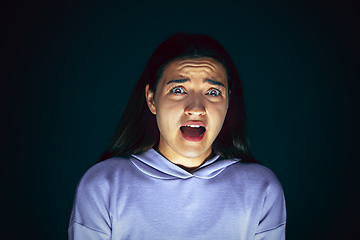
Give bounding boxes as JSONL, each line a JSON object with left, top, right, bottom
{"left": 184, "top": 95, "right": 206, "bottom": 116}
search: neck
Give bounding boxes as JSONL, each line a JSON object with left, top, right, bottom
{"left": 154, "top": 147, "right": 215, "bottom": 173}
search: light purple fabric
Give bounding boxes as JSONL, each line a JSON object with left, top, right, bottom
{"left": 68, "top": 149, "right": 286, "bottom": 239}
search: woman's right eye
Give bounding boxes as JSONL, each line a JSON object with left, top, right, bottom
{"left": 170, "top": 87, "right": 186, "bottom": 94}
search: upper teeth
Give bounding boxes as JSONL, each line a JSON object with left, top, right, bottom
{"left": 185, "top": 125, "right": 202, "bottom": 128}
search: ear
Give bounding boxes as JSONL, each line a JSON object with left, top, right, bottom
{"left": 145, "top": 84, "right": 156, "bottom": 115}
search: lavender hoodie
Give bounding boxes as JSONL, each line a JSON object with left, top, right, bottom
{"left": 68, "top": 149, "right": 286, "bottom": 239}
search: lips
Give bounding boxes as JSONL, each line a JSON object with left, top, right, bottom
{"left": 180, "top": 121, "right": 206, "bottom": 142}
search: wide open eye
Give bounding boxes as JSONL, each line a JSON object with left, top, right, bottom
{"left": 206, "top": 88, "right": 222, "bottom": 96}
{"left": 170, "top": 86, "right": 186, "bottom": 95}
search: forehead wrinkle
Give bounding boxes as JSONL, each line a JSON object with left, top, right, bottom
{"left": 162, "top": 58, "right": 227, "bottom": 88}
{"left": 176, "top": 65, "right": 227, "bottom": 87}
{"left": 177, "top": 70, "right": 214, "bottom": 81}
{"left": 177, "top": 61, "right": 216, "bottom": 72}
{"left": 177, "top": 66, "right": 216, "bottom": 76}
{"left": 178, "top": 61, "right": 216, "bottom": 67}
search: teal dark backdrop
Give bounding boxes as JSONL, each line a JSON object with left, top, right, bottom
{"left": 1, "top": 0, "right": 359, "bottom": 239}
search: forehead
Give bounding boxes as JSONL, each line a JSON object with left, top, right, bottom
{"left": 162, "top": 57, "right": 227, "bottom": 81}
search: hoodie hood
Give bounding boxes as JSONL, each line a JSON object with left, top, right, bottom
{"left": 131, "top": 148, "right": 240, "bottom": 180}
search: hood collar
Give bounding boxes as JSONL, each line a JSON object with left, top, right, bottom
{"left": 131, "top": 149, "right": 240, "bottom": 180}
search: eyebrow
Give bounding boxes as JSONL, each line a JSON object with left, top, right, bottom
{"left": 166, "top": 79, "right": 225, "bottom": 88}
{"left": 205, "top": 79, "right": 225, "bottom": 87}
{"left": 166, "top": 79, "right": 189, "bottom": 85}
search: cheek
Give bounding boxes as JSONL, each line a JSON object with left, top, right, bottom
{"left": 155, "top": 102, "right": 181, "bottom": 132}
{"left": 211, "top": 105, "right": 228, "bottom": 129}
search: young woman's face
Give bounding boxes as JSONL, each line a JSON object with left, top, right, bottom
{"left": 145, "top": 57, "right": 229, "bottom": 168}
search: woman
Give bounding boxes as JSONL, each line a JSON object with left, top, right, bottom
{"left": 68, "top": 33, "right": 286, "bottom": 239}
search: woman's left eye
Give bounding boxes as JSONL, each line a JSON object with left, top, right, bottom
{"left": 206, "top": 89, "right": 222, "bottom": 96}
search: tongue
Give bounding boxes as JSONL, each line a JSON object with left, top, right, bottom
{"left": 181, "top": 126, "right": 205, "bottom": 138}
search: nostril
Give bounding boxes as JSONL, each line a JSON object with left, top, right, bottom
{"left": 185, "top": 110, "right": 205, "bottom": 116}
{"left": 184, "top": 106, "right": 206, "bottom": 116}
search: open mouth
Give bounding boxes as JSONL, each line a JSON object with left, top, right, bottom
{"left": 180, "top": 125, "right": 206, "bottom": 138}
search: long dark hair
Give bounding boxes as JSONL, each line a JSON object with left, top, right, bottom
{"left": 99, "top": 32, "right": 256, "bottom": 163}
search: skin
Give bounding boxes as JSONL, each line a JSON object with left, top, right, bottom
{"left": 145, "top": 57, "right": 229, "bottom": 171}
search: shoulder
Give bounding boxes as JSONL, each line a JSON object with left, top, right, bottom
{"left": 229, "top": 162, "right": 286, "bottom": 225}
{"left": 230, "top": 161, "right": 279, "bottom": 179}
{"left": 69, "top": 158, "right": 132, "bottom": 235}
{"left": 240, "top": 162, "right": 279, "bottom": 180}
{"left": 76, "top": 156, "right": 133, "bottom": 194}
{"left": 227, "top": 161, "right": 284, "bottom": 194}
{"left": 233, "top": 163, "right": 287, "bottom": 233}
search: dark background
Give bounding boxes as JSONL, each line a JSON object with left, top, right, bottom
{"left": 1, "top": 0, "right": 359, "bottom": 239}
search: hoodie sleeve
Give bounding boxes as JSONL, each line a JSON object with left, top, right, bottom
{"left": 68, "top": 162, "right": 113, "bottom": 240}
{"left": 68, "top": 222, "right": 111, "bottom": 240}
{"left": 254, "top": 167, "right": 287, "bottom": 240}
